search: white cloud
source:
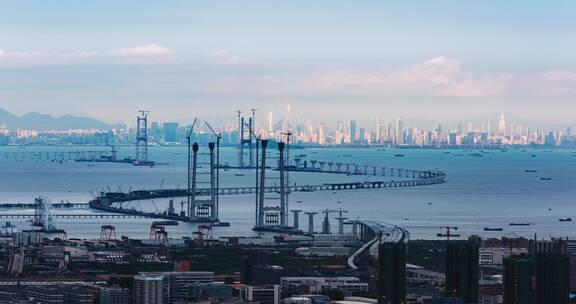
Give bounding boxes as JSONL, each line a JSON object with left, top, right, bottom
{"left": 201, "top": 56, "right": 507, "bottom": 98}
{"left": 110, "top": 44, "right": 171, "bottom": 56}
{"left": 210, "top": 48, "right": 243, "bottom": 64}
{"left": 198, "top": 56, "right": 576, "bottom": 102}
{"left": 0, "top": 44, "right": 172, "bottom": 66}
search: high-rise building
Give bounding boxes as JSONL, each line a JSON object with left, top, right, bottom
{"left": 240, "top": 285, "right": 280, "bottom": 304}
{"left": 27, "top": 285, "right": 96, "bottom": 304}
{"left": 280, "top": 277, "right": 368, "bottom": 297}
{"left": 350, "top": 120, "right": 357, "bottom": 144}
{"left": 100, "top": 286, "right": 129, "bottom": 304}
{"left": 267, "top": 111, "right": 274, "bottom": 134}
{"left": 163, "top": 272, "right": 215, "bottom": 303}
{"left": 150, "top": 122, "right": 161, "bottom": 142}
{"left": 528, "top": 239, "right": 566, "bottom": 255}
{"left": 503, "top": 255, "right": 569, "bottom": 304}
{"left": 535, "top": 254, "right": 569, "bottom": 304}
{"left": 359, "top": 127, "right": 366, "bottom": 144}
{"left": 503, "top": 256, "right": 537, "bottom": 304}
{"left": 134, "top": 274, "right": 164, "bottom": 304}
{"left": 318, "top": 122, "right": 326, "bottom": 145}
{"left": 395, "top": 118, "right": 404, "bottom": 144}
{"left": 498, "top": 113, "right": 506, "bottom": 137}
{"left": 445, "top": 241, "right": 479, "bottom": 303}
{"left": 378, "top": 242, "right": 406, "bottom": 304}
{"left": 163, "top": 122, "right": 179, "bottom": 143}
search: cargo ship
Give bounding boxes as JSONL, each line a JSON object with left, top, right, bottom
{"left": 484, "top": 227, "right": 503, "bottom": 231}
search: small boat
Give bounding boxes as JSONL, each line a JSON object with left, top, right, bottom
{"left": 484, "top": 227, "right": 504, "bottom": 231}
{"left": 559, "top": 218, "right": 572, "bottom": 222}
{"left": 509, "top": 223, "right": 531, "bottom": 226}
{"left": 525, "top": 170, "right": 538, "bottom": 173}
{"left": 469, "top": 153, "right": 483, "bottom": 157}
{"left": 531, "top": 154, "right": 537, "bottom": 157}
{"left": 394, "top": 154, "right": 405, "bottom": 157}
{"left": 540, "top": 177, "right": 552, "bottom": 181}
{"left": 234, "top": 173, "right": 245, "bottom": 177}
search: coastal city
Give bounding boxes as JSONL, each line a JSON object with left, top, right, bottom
{"left": 0, "top": 109, "right": 572, "bottom": 304}
{"left": 1, "top": 1, "right": 575, "bottom": 304}
{"left": 0, "top": 110, "right": 573, "bottom": 148}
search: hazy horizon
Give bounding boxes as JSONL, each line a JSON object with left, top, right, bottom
{"left": 1, "top": 1, "right": 575, "bottom": 127}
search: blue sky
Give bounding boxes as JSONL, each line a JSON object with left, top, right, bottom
{"left": 0, "top": 1, "right": 575, "bottom": 126}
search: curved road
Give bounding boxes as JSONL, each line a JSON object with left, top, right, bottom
{"left": 347, "top": 220, "right": 410, "bottom": 270}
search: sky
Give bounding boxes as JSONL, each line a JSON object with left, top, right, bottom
{"left": 0, "top": 1, "right": 575, "bottom": 127}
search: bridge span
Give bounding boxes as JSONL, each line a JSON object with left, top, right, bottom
{"left": 89, "top": 173, "right": 445, "bottom": 224}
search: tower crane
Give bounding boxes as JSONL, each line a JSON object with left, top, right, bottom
{"left": 436, "top": 226, "right": 460, "bottom": 240}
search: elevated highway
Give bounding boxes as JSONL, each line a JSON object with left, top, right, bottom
{"left": 347, "top": 220, "right": 410, "bottom": 270}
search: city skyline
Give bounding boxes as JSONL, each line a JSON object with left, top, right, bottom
{"left": 1, "top": 1, "right": 576, "bottom": 124}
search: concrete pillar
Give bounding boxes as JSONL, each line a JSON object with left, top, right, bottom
{"left": 305, "top": 212, "right": 317, "bottom": 233}
{"left": 291, "top": 210, "right": 302, "bottom": 230}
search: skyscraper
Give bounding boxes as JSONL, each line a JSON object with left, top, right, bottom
{"left": 503, "top": 255, "right": 569, "bottom": 304}
{"left": 445, "top": 241, "right": 479, "bottom": 303}
{"left": 100, "top": 286, "right": 130, "bottom": 304}
{"left": 164, "top": 271, "right": 215, "bottom": 303}
{"left": 378, "top": 242, "right": 406, "bottom": 304}
{"left": 318, "top": 122, "right": 326, "bottom": 145}
{"left": 498, "top": 112, "right": 506, "bottom": 137}
{"left": 134, "top": 274, "right": 164, "bottom": 304}
{"left": 350, "top": 120, "right": 357, "bottom": 144}
{"left": 503, "top": 256, "right": 537, "bottom": 304}
{"left": 395, "top": 117, "right": 404, "bottom": 144}
{"left": 267, "top": 111, "right": 274, "bottom": 137}
{"left": 163, "top": 122, "right": 179, "bottom": 143}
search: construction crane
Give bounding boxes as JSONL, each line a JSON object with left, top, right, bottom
{"left": 186, "top": 118, "right": 198, "bottom": 218}
{"left": 437, "top": 226, "right": 460, "bottom": 241}
{"left": 204, "top": 121, "right": 222, "bottom": 220}
{"left": 100, "top": 225, "right": 116, "bottom": 241}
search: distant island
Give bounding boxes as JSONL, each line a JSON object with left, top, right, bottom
{"left": 0, "top": 108, "right": 124, "bottom": 131}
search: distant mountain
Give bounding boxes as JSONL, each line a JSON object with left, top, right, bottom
{"left": 0, "top": 108, "right": 123, "bottom": 131}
